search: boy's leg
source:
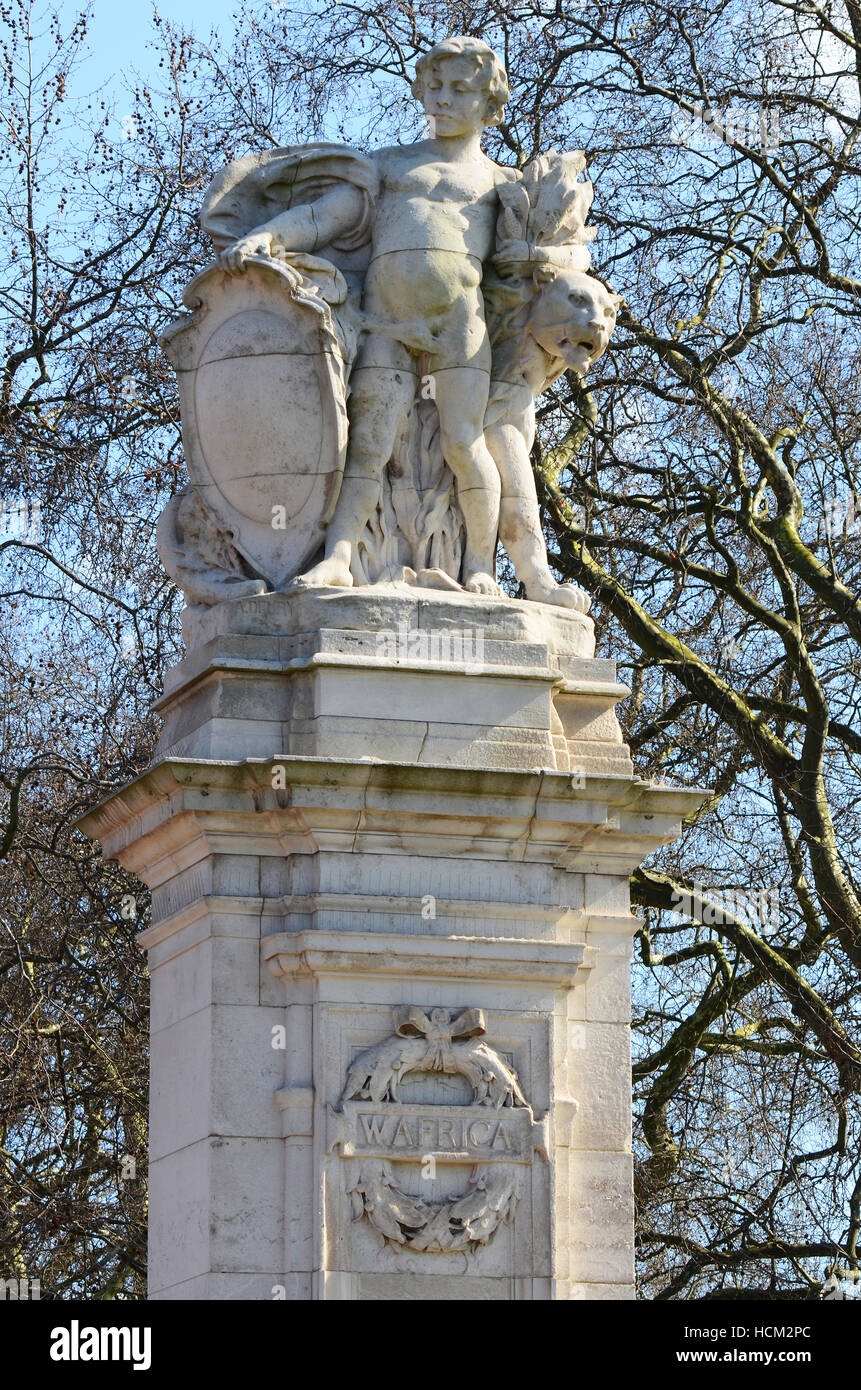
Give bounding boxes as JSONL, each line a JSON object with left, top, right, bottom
{"left": 488, "top": 415, "right": 590, "bottom": 613}
{"left": 433, "top": 365, "right": 501, "bottom": 594}
{"left": 297, "top": 342, "right": 416, "bottom": 587}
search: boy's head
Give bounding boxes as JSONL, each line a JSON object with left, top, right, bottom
{"left": 412, "top": 37, "right": 510, "bottom": 133}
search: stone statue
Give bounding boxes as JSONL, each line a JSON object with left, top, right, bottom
{"left": 158, "top": 37, "right": 619, "bottom": 616}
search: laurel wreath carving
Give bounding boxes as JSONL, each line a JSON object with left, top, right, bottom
{"left": 340, "top": 1005, "right": 528, "bottom": 1110}
{"left": 347, "top": 1160, "right": 524, "bottom": 1253}
{"left": 340, "top": 1007, "right": 530, "bottom": 1253}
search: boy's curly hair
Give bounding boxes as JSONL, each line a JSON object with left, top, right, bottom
{"left": 412, "top": 37, "right": 510, "bottom": 127}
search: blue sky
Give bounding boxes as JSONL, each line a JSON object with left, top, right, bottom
{"left": 58, "top": 0, "right": 241, "bottom": 95}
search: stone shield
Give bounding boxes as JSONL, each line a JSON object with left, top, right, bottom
{"left": 159, "top": 257, "right": 350, "bottom": 589}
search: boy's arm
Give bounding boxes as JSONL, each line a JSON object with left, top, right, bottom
{"left": 219, "top": 182, "right": 366, "bottom": 272}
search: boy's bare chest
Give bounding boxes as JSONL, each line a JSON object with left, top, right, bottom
{"left": 379, "top": 154, "right": 500, "bottom": 209}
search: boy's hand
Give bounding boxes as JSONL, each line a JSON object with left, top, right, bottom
{"left": 218, "top": 231, "right": 274, "bottom": 274}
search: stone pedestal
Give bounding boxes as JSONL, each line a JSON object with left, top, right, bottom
{"left": 79, "top": 586, "right": 704, "bottom": 1300}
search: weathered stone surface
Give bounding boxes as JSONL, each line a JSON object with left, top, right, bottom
{"left": 78, "top": 736, "right": 705, "bottom": 1299}
{"left": 154, "top": 586, "right": 632, "bottom": 777}
{"left": 159, "top": 260, "right": 351, "bottom": 593}
{"left": 157, "top": 39, "right": 620, "bottom": 609}
{"left": 76, "top": 37, "right": 710, "bottom": 1303}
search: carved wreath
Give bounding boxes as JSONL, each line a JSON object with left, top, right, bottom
{"left": 340, "top": 1005, "right": 528, "bottom": 1110}
{"left": 346, "top": 1160, "right": 524, "bottom": 1254}
{"left": 340, "top": 1007, "right": 529, "bottom": 1253}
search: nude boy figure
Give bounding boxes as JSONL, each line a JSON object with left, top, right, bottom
{"left": 220, "top": 37, "right": 515, "bottom": 594}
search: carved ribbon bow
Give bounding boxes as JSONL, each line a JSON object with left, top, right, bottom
{"left": 392, "top": 1006, "right": 486, "bottom": 1075}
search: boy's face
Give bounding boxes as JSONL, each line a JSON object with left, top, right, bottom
{"left": 421, "top": 56, "right": 494, "bottom": 137}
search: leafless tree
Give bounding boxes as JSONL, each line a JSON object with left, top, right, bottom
{"left": 2, "top": 0, "right": 859, "bottom": 1299}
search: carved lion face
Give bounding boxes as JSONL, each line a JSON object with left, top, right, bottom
{"left": 527, "top": 270, "right": 621, "bottom": 375}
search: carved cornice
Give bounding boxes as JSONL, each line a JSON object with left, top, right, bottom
{"left": 77, "top": 754, "right": 708, "bottom": 882}
{"left": 262, "top": 929, "right": 590, "bottom": 987}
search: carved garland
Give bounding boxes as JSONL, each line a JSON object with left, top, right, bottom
{"left": 338, "top": 1006, "right": 531, "bottom": 1253}
{"left": 346, "top": 1161, "right": 524, "bottom": 1254}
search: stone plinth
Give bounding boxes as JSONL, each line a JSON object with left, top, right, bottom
{"left": 79, "top": 588, "right": 705, "bottom": 1300}
{"left": 157, "top": 585, "right": 633, "bottom": 777}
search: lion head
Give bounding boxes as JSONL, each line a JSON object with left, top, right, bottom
{"left": 527, "top": 268, "right": 621, "bottom": 377}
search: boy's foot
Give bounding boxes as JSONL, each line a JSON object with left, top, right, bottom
{"left": 464, "top": 570, "right": 501, "bottom": 596}
{"left": 293, "top": 555, "right": 354, "bottom": 588}
{"left": 525, "top": 573, "right": 590, "bottom": 613}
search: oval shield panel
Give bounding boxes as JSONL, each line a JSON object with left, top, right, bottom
{"left": 160, "top": 257, "right": 350, "bottom": 590}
